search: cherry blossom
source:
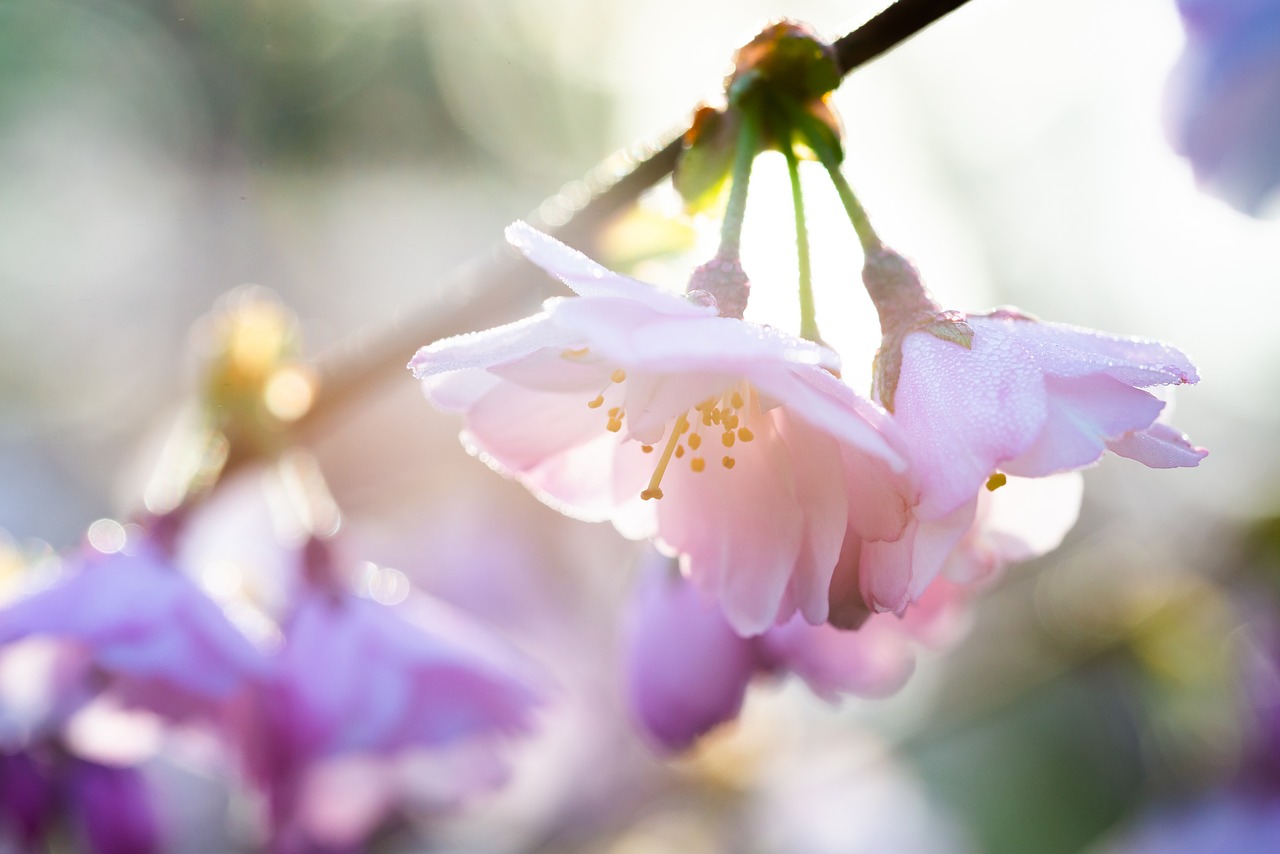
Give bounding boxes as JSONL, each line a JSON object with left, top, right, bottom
{"left": 890, "top": 309, "right": 1204, "bottom": 524}
{"left": 411, "top": 222, "right": 908, "bottom": 635}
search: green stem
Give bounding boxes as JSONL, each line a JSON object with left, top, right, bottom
{"left": 793, "top": 119, "right": 882, "bottom": 254}
{"left": 824, "top": 164, "right": 882, "bottom": 253}
{"left": 783, "top": 143, "right": 820, "bottom": 342}
{"left": 718, "top": 112, "right": 761, "bottom": 260}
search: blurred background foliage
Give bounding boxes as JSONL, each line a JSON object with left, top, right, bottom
{"left": 2, "top": 0, "right": 1277, "bottom": 851}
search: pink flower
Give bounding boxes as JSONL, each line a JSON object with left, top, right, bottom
{"left": 843, "top": 293, "right": 1204, "bottom": 614}
{"left": 623, "top": 554, "right": 964, "bottom": 752}
{"left": 892, "top": 309, "right": 1204, "bottom": 521}
{"left": 410, "top": 223, "right": 907, "bottom": 635}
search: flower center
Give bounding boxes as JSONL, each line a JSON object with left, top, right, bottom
{"left": 581, "top": 377, "right": 755, "bottom": 502}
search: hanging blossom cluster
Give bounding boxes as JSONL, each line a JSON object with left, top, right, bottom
{"left": 411, "top": 22, "right": 1205, "bottom": 749}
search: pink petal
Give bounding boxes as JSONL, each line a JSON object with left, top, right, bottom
{"left": 1107, "top": 422, "right": 1208, "bottom": 468}
{"left": 463, "top": 382, "right": 611, "bottom": 473}
{"left": 1003, "top": 375, "right": 1165, "bottom": 477}
{"left": 894, "top": 326, "right": 1047, "bottom": 519}
{"left": 654, "top": 415, "right": 803, "bottom": 636}
{"left": 752, "top": 364, "right": 905, "bottom": 471}
{"left": 408, "top": 311, "right": 574, "bottom": 380}
{"left": 506, "top": 222, "right": 713, "bottom": 317}
{"left": 860, "top": 500, "right": 975, "bottom": 612}
{"left": 760, "top": 616, "right": 916, "bottom": 700}
{"left": 974, "top": 313, "right": 1199, "bottom": 386}
{"left": 773, "top": 408, "right": 850, "bottom": 625}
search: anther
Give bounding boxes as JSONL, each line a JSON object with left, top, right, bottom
{"left": 985, "top": 472, "right": 1007, "bottom": 491}
{"left": 675, "top": 445, "right": 685, "bottom": 458}
{"left": 611, "top": 369, "right": 627, "bottom": 383}
{"left": 642, "top": 445, "right": 654, "bottom": 454}
{"left": 587, "top": 394, "right": 604, "bottom": 409}
{"left": 730, "top": 391, "right": 744, "bottom": 409}
{"left": 722, "top": 432, "right": 735, "bottom": 448}
{"left": 562, "top": 347, "right": 589, "bottom": 358}
{"left": 737, "top": 427, "right": 754, "bottom": 442}
{"left": 640, "top": 488, "right": 663, "bottom": 501}
{"left": 690, "top": 458, "right": 706, "bottom": 473}
{"left": 722, "top": 456, "right": 736, "bottom": 469}
{"left": 687, "top": 434, "right": 702, "bottom": 450}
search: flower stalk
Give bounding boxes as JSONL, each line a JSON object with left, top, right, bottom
{"left": 783, "top": 142, "right": 820, "bottom": 342}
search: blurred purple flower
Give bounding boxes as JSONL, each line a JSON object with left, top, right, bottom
{"left": 65, "top": 757, "right": 161, "bottom": 854}
{"left": 0, "top": 748, "right": 159, "bottom": 854}
{"left": 0, "top": 539, "right": 268, "bottom": 723}
{"left": 624, "top": 555, "right": 966, "bottom": 752}
{"left": 0, "top": 750, "right": 53, "bottom": 848}
{"left": 1101, "top": 792, "right": 1280, "bottom": 854}
{"left": 243, "top": 541, "right": 543, "bottom": 850}
{"left": 1168, "top": 0, "right": 1280, "bottom": 213}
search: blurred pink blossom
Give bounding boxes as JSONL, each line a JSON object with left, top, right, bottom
{"left": 411, "top": 222, "right": 908, "bottom": 636}
{"left": 0, "top": 539, "right": 269, "bottom": 723}
{"left": 623, "top": 554, "right": 967, "bottom": 752}
{"left": 241, "top": 540, "right": 543, "bottom": 851}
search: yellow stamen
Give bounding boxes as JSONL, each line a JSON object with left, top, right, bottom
{"left": 690, "top": 457, "right": 706, "bottom": 473}
{"left": 730, "top": 391, "right": 744, "bottom": 409}
{"left": 687, "top": 434, "right": 702, "bottom": 450}
{"left": 587, "top": 394, "right": 604, "bottom": 409}
{"left": 611, "top": 369, "right": 627, "bottom": 383}
{"left": 721, "top": 432, "right": 735, "bottom": 448}
{"left": 738, "top": 427, "right": 754, "bottom": 442}
{"left": 674, "top": 445, "right": 685, "bottom": 458}
{"left": 985, "top": 472, "right": 1007, "bottom": 491}
{"left": 641, "top": 445, "right": 654, "bottom": 454}
{"left": 562, "top": 347, "right": 589, "bottom": 358}
{"left": 642, "top": 415, "right": 689, "bottom": 500}
{"left": 722, "top": 456, "right": 736, "bottom": 469}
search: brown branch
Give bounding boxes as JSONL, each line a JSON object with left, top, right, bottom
{"left": 293, "top": 0, "right": 976, "bottom": 441}
{"left": 833, "top": 0, "right": 974, "bottom": 75}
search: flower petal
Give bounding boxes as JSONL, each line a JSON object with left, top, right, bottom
{"left": 1107, "top": 422, "right": 1209, "bottom": 468}
{"left": 506, "top": 222, "right": 712, "bottom": 317}
{"left": 894, "top": 325, "right": 1047, "bottom": 519}
{"left": 974, "top": 314, "right": 1199, "bottom": 387}
{"left": 773, "top": 408, "right": 849, "bottom": 626}
{"left": 655, "top": 414, "right": 803, "bottom": 636}
{"left": 759, "top": 616, "right": 915, "bottom": 701}
{"left": 1003, "top": 375, "right": 1165, "bottom": 477}
{"left": 409, "top": 311, "right": 574, "bottom": 380}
